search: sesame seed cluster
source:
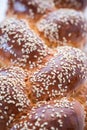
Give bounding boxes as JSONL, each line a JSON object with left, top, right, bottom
{"left": 10, "top": 98, "right": 84, "bottom": 130}
{"left": 0, "top": 18, "right": 49, "bottom": 70}
{"left": 0, "top": 66, "right": 31, "bottom": 129}
{"left": 30, "top": 46, "right": 87, "bottom": 102}
{"left": 37, "top": 9, "right": 87, "bottom": 48}
{"left": 8, "top": 0, "right": 87, "bottom": 48}
{"left": 0, "top": 0, "right": 86, "bottom": 129}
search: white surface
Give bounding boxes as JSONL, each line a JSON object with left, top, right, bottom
{"left": 0, "top": 0, "right": 8, "bottom": 23}
{"left": 84, "top": 8, "right": 87, "bottom": 19}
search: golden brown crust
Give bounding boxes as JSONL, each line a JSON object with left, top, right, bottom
{"left": 0, "top": 66, "right": 31, "bottom": 130}
{"left": 7, "top": 2, "right": 87, "bottom": 49}
{"left": 10, "top": 98, "right": 84, "bottom": 130}
{"left": 0, "top": 46, "right": 86, "bottom": 129}
{"left": 37, "top": 9, "right": 87, "bottom": 48}
{"left": 28, "top": 46, "right": 87, "bottom": 102}
{"left": 0, "top": 18, "right": 53, "bottom": 70}
{"left": 0, "top": 1, "right": 87, "bottom": 129}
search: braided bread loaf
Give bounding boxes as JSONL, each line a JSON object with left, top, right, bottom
{"left": 7, "top": 0, "right": 87, "bottom": 49}
{"left": 0, "top": 17, "right": 87, "bottom": 130}
{"left": 0, "top": 0, "right": 87, "bottom": 130}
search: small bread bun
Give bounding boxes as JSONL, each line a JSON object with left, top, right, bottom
{"left": 10, "top": 98, "right": 84, "bottom": 130}
{"left": 29, "top": 46, "right": 87, "bottom": 102}
{"left": 37, "top": 9, "right": 87, "bottom": 48}
{"left": 0, "top": 66, "right": 31, "bottom": 130}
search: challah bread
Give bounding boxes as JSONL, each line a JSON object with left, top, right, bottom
{"left": 0, "top": 18, "right": 87, "bottom": 129}
{"left": 10, "top": 98, "right": 84, "bottom": 130}
{"left": 0, "top": 0, "right": 87, "bottom": 130}
{"left": 0, "top": 18, "right": 53, "bottom": 70}
{"left": 28, "top": 46, "right": 87, "bottom": 102}
{"left": 0, "top": 66, "right": 31, "bottom": 130}
{"left": 37, "top": 9, "right": 87, "bottom": 48}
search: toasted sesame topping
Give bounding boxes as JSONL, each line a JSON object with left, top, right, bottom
{"left": 0, "top": 18, "right": 48, "bottom": 69}
{"left": 0, "top": 66, "right": 28, "bottom": 81}
{"left": 0, "top": 66, "right": 31, "bottom": 128}
{"left": 10, "top": 98, "right": 84, "bottom": 130}
{"left": 37, "top": 9, "right": 87, "bottom": 47}
{"left": 0, "top": 0, "right": 86, "bottom": 129}
{"left": 30, "top": 46, "right": 87, "bottom": 101}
